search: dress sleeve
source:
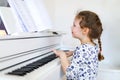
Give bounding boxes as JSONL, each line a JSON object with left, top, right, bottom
{"left": 66, "top": 46, "right": 84, "bottom": 79}
{"left": 66, "top": 58, "right": 79, "bottom": 79}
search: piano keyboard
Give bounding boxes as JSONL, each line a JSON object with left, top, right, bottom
{"left": 7, "top": 54, "right": 57, "bottom": 76}
{"left": 0, "top": 32, "right": 64, "bottom": 80}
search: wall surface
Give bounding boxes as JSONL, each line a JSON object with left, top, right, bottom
{"left": 44, "top": 0, "right": 120, "bottom": 66}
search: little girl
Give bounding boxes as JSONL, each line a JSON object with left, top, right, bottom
{"left": 53, "top": 10, "right": 104, "bottom": 80}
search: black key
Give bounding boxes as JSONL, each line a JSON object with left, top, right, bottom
{"left": 8, "top": 71, "right": 26, "bottom": 76}
{"left": 16, "top": 67, "right": 33, "bottom": 72}
{"left": 7, "top": 54, "right": 57, "bottom": 76}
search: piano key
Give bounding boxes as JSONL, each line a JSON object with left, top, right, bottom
{"left": 0, "top": 29, "right": 63, "bottom": 80}
{"left": 7, "top": 54, "right": 57, "bottom": 76}
{"left": 26, "top": 56, "right": 64, "bottom": 80}
{"left": 8, "top": 71, "right": 26, "bottom": 76}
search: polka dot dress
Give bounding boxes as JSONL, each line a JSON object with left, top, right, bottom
{"left": 66, "top": 43, "right": 99, "bottom": 80}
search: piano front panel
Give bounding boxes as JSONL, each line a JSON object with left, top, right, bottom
{"left": 0, "top": 34, "right": 61, "bottom": 58}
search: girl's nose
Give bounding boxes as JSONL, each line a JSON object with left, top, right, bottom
{"left": 71, "top": 26, "right": 73, "bottom": 29}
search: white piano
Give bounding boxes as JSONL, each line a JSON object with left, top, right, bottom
{"left": 0, "top": 0, "right": 65, "bottom": 79}
{"left": 0, "top": 32, "right": 64, "bottom": 80}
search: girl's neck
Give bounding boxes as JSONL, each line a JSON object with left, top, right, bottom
{"left": 80, "top": 38, "right": 95, "bottom": 46}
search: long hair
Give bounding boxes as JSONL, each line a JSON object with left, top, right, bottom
{"left": 75, "top": 11, "right": 104, "bottom": 61}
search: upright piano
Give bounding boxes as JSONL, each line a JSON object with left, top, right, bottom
{"left": 0, "top": 0, "right": 65, "bottom": 79}
{"left": 0, "top": 32, "right": 64, "bottom": 80}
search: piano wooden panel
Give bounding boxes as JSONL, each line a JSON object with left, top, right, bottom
{"left": 0, "top": 32, "right": 61, "bottom": 58}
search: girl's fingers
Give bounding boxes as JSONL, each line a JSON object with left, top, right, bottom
{"left": 52, "top": 49, "right": 58, "bottom": 56}
{"left": 52, "top": 49, "right": 57, "bottom": 53}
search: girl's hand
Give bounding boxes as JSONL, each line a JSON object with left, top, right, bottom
{"left": 52, "top": 49, "right": 66, "bottom": 58}
{"left": 66, "top": 51, "right": 74, "bottom": 57}
{"left": 53, "top": 49, "right": 70, "bottom": 74}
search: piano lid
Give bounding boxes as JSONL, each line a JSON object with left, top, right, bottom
{"left": 0, "top": 0, "right": 53, "bottom": 35}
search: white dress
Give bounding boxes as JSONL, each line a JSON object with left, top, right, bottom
{"left": 66, "top": 43, "right": 99, "bottom": 80}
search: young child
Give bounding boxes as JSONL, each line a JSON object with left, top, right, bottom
{"left": 53, "top": 10, "right": 104, "bottom": 80}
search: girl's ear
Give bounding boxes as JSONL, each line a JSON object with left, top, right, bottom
{"left": 82, "top": 27, "right": 89, "bottom": 35}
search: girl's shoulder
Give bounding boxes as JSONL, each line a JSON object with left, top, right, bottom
{"left": 75, "top": 43, "right": 99, "bottom": 51}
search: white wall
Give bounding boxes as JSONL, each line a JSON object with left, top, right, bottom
{"left": 44, "top": 0, "right": 55, "bottom": 26}
{"left": 44, "top": 0, "right": 120, "bottom": 66}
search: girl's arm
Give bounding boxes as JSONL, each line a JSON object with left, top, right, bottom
{"left": 66, "top": 51, "right": 74, "bottom": 57}
{"left": 53, "top": 49, "right": 70, "bottom": 74}
{"left": 59, "top": 53, "right": 70, "bottom": 74}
